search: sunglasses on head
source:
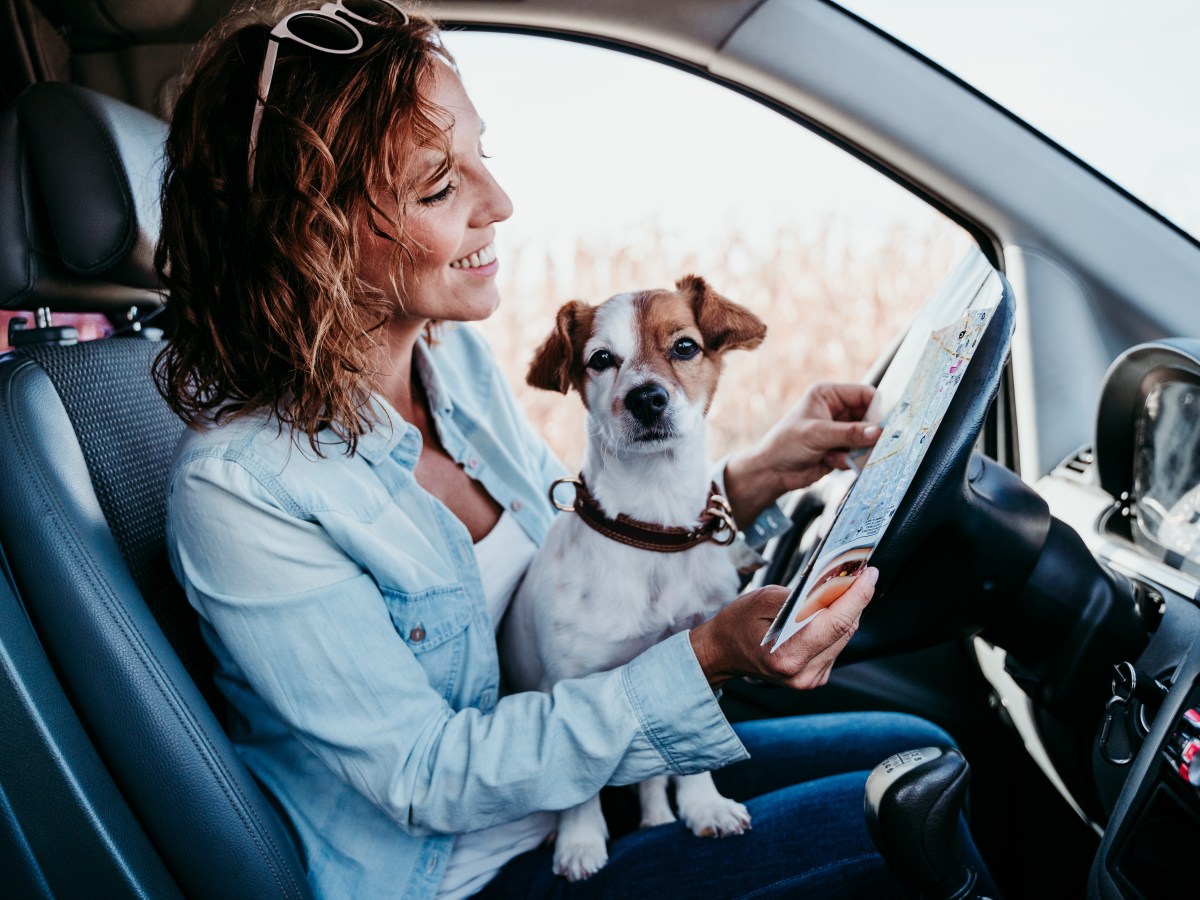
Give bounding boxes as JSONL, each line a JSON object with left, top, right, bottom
{"left": 247, "top": 0, "right": 410, "bottom": 189}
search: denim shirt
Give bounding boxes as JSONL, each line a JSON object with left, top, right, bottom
{"left": 166, "top": 324, "right": 749, "bottom": 899}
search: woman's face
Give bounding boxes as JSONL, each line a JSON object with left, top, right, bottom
{"left": 360, "top": 63, "right": 513, "bottom": 326}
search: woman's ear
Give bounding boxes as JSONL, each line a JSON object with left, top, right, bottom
{"left": 677, "top": 274, "right": 767, "bottom": 353}
{"left": 527, "top": 301, "right": 595, "bottom": 394}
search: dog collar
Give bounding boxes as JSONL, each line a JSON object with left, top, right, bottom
{"left": 548, "top": 475, "right": 737, "bottom": 552}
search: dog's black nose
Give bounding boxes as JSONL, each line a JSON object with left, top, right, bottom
{"left": 625, "top": 383, "right": 670, "bottom": 424}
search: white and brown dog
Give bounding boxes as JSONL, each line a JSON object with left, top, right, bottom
{"left": 501, "top": 275, "right": 767, "bottom": 881}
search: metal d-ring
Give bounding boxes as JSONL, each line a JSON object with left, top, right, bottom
{"left": 707, "top": 504, "right": 738, "bottom": 546}
{"left": 549, "top": 476, "right": 584, "bottom": 513}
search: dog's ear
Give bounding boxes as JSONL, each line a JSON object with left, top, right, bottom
{"left": 527, "top": 300, "right": 595, "bottom": 394}
{"left": 677, "top": 274, "right": 766, "bottom": 353}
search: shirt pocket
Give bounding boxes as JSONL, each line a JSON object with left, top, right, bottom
{"left": 379, "top": 585, "right": 474, "bottom": 704}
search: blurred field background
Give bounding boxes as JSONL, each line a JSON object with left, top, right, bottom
{"left": 480, "top": 220, "right": 971, "bottom": 470}
{"left": 0, "top": 220, "right": 970, "bottom": 442}
{"left": 447, "top": 30, "right": 977, "bottom": 470}
{"left": 0, "top": 218, "right": 969, "bottom": 470}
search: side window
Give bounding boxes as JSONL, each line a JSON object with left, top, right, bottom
{"left": 448, "top": 33, "right": 973, "bottom": 468}
{"left": 0, "top": 311, "right": 112, "bottom": 350}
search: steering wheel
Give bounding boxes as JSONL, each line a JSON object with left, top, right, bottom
{"left": 757, "top": 275, "right": 1046, "bottom": 663}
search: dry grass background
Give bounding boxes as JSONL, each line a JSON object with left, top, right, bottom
{"left": 0, "top": 219, "right": 969, "bottom": 472}
{"left": 479, "top": 220, "right": 971, "bottom": 469}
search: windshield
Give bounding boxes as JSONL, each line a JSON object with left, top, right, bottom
{"left": 837, "top": 0, "right": 1200, "bottom": 241}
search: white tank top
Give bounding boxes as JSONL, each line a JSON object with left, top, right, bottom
{"left": 436, "top": 512, "right": 555, "bottom": 899}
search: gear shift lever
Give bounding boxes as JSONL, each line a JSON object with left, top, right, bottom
{"left": 865, "top": 746, "right": 988, "bottom": 900}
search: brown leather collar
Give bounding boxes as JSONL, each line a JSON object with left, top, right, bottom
{"left": 549, "top": 475, "right": 737, "bottom": 552}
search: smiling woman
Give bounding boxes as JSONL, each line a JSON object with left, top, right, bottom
{"left": 148, "top": 3, "right": 1003, "bottom": 899}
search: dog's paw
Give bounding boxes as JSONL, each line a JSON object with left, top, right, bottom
{"left": 553, "top": 836, "right": 609, "bottom": 881}
{"left": 680, "top": 796, "right": 752, "bottom": 838}
{"left": 638, "top": 806, "right": 677, "bottom": 829}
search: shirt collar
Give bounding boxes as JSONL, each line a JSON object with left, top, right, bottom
{"left": 354, "top": 338, "right": 453, "bottom": 466}
{"left": 413, "top": 337, "right": 454, "bottom": 419}
{"left": 353, "top": 396, "right": 408, "bottom": 465}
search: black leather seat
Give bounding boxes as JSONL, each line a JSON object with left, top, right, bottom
{"left": 0, "top": 82, "right": 311, "bottom": 899}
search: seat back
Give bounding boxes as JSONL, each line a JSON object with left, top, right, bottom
{"left": 0, "top": 82, "right": 311, "bottom": 899}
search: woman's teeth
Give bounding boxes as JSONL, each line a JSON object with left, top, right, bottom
{"left": 449, "top": 243, "right": 497, "bottom": 269}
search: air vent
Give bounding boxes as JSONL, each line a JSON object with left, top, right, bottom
{"left": 1058, "top": 447, "right": 1095, "bottom": 482}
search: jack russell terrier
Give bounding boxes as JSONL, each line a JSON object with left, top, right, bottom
{"left": 501, "top": 275, "right": 767, "bottom": 881}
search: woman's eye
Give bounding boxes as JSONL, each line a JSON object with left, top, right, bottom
{"left": 671, "top": 338, "right": 701, "bottom": 360}
{"left": 418, "top": 182, "right": 458, "bottom": 205}
{"left": 587, "top": 350, "right": 615, "bottom": 372}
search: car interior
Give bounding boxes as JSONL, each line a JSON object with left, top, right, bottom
{"left": 1, "top": 1, "right": 1198, "bottom": 898}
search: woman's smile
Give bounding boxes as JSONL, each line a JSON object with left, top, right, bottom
{"left": 449, "top": 241, "right": 499, "bottom": 273}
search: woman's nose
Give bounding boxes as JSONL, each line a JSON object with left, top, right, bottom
{"left": 478, "top": 166, "right": 513, "bottom": 226}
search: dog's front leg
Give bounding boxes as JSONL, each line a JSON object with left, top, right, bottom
{"left": 673, "top": 771, "right": 751, "bottom": 838}
{"left": 637, "top": 775, "right": 676, "bottom": 828}
{"left": 553, "top": 794, "right": 609, "bottom": 881}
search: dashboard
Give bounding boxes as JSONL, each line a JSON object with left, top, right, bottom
{"left": 994, "top": 340, "right": 1200, "bottom": 899}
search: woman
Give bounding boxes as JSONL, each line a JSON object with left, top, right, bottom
{"left": 158, "top": 2, "right": 978, "bottom": 897}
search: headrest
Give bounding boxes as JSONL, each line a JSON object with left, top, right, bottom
{"left": 0, "top": 83, "right": 167, "bottom": 312}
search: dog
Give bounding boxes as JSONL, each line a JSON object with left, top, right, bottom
{"left": 500, "top": 275, "right": 767, "bottom": 881}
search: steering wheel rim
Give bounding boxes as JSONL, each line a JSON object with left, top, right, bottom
{"left": 764, "top": 273, "right": 1025, "bottom": 662}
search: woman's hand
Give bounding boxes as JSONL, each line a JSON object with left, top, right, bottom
{"left": 689, "top": 568, "right": 877, "bottom": 690}
{"left": 724, "top": 382, "right": 881, "bottom": 527}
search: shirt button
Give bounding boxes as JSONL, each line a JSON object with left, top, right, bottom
{"left": 510, "top": 499, "right": 523, "bottom": 512}
{"left": 409, "top": 625, "right": 426, "bottom": 642}
{"left": 466, "top": 457, "right": 479, "bottom": 470}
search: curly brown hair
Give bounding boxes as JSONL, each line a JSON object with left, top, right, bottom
{"left": 154, "top": 1, "right": 453, "bottom": 454}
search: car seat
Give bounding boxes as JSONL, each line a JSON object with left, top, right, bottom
{"left": 0, "top": 82, "right": 311, "bottom": 899}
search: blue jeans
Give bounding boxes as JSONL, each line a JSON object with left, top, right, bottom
{"left": 476, "top": 712, "right": 997, "bottom": 899}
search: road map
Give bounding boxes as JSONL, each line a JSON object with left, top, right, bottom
{"left": 764, "top": 248, "right": 1005, "bottom": 650}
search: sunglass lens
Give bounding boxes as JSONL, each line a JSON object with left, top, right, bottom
{"left": 287, "top": 13, "right": 360, "bottom": 51}
{"left": 341, "top": 0, "right": 405, "bottom": 24}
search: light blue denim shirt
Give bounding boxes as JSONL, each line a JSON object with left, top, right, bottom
{"left": 166, "top": 324, "right": 750, "bottom": 899}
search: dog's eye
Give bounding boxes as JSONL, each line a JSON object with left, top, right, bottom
{"left": 671, "top": 338, "right": 701, "bottom": 360}
{"left": 587, "top": 349, "right": 616, "bottom": 372}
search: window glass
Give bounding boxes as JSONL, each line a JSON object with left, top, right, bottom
{"left": 445, "top": 32, "right": 971, "bottom": 468}
{"left": 839, "top": 0, "right": 1200, "bottom": 241}
{"left": 0, "top": 311, "right": 111, "bottom": 350}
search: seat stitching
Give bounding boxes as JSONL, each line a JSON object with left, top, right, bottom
{"left": 47, "top": 343, "right": 309, "bottom": 897}
{"left": 2, "top": 355, "right": 304, "bottom": 898}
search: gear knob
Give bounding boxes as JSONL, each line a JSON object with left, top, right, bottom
{"left": 865, "top": 746, "right": 978, "bottom": 900}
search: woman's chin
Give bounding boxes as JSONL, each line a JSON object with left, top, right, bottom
{"left": 460, "top": 288, "right": 503, "bottom": 322}
{"left": 398, "top": 287, "right": 503, "bottom": 326}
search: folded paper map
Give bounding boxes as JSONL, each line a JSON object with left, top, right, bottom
{"left": 763, "top": 247, "right": 1004, "bottom": 650}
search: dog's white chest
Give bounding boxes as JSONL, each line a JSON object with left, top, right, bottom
{"left": 503, "top": 513, "right": 741, "bottom": 690}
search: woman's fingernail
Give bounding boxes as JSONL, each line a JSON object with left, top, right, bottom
{"left": 863, "top": 425, "right": 882, "bottom": 440}
{"left": 862, "top": 566, "right": 879, "bottom": 586}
